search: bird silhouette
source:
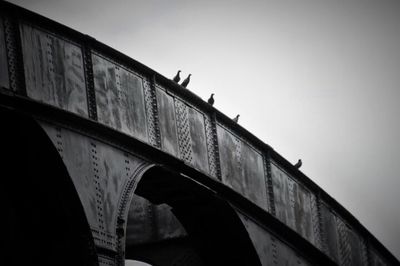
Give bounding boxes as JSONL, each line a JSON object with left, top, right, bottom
{"left": 294, "top": 159, "right": 302, "bottom": 169}
{"left": 181, "top": 74, "right": 191, "bottom": 88}
{"left": 208, "top": 93, "right": 215, "bottom": 106}
{"left": 173, "top": 70, "right": 181, "bottom": 82}
{"left": 233, "top": 114, "right": 240, "bottom": 123}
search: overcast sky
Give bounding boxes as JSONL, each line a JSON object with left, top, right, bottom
{"left": 9, "top": 0, "right": 400, "bottom": 260}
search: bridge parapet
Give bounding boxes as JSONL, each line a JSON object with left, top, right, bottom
{"left": 0, "top": 2, "right": 398, "bottom": 265}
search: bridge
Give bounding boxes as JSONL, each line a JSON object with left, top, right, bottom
{"left": 0, "top": 2, "right": 398, "bottom": 265}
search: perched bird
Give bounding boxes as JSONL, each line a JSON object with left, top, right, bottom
{"left": 181, "top": 74, "right": 191, "bottom": 88}
{"left": 294, "top": 159, "right": 302, "bottom": 169}
{"left": 232, "top": 114, "right": 240, "bottom": 123}
{"left": 172, "top": 70, "right": 181, "bottom": 83}
{"left": 207, "top": 93, "right": 215, "bottom": 106}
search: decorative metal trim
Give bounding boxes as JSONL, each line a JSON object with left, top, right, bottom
{"left": 265, "top": 153, "right": 276, "bottom": 215}
{"left": 174, "top": 98, "right": 194, "bottom": 164}
{"left": 204, "top": 114, "right": 220, "bottom": 179}
{"left": 83, "top": 43, "right": 97, "bottom": 120}
{"left": 143, "top": 75, "right": 161, "bottom": 148}
{"left": 3, "top": 16, "right": 25, "bottom": 94}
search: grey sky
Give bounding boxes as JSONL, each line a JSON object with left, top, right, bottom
{"left": 9, "top": 0, "right": 400, "bottom": 260}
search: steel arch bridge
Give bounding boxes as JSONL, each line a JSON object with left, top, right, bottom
{"left": 0, "top": 2, "right": 398, "bottom": 265}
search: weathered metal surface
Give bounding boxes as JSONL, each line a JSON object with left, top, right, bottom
{"left": 174, "top": 99, "right": 210, "bottom": 173}
{"left": 126, "top": 195, "right": 186, "bottom": 245}
{"left": 187, "top": 106, "right": 209, "bottom": 173}
{"left": 40, "top": 122, "right": 147, "bottom": 251}
{"left": 293, "top": 180, "right": 314, "bottom": 242}
{"left": 217, "top": 124, "right": 268, "bottom": 210}
{"left": 238, "top": 213, "right": 274, "bottom": 266}
{"left": 271, "top": 161, "right": 295, "bottom": 228}
{"left": 370, "top": 247, "right": 388, "bottom": 266}
{"left": 92, "top": 54, "right": 148, "bottom": 142}
{"left": 238, "top": 212, "right": 311, "bottom": 266}
{"left": 174, "top": 99, "right": 211, "bottom": 174}
{"left": 336, "top": 217, "right": 352, "bottom": 265}
{"left": 0, "top": 17, "right": 9, "bottom": 89}
{"left": 274, "top": 238, "right": 311, "bottom": 266}
{"left": 271, "top": 161, "right": 314, "bottom": 243}
{"left": 20, "top": 24, "right": 88, "bottom": 116}
{"left": 156, "top": 86, "right": 179, "bottom": 157}
{"left": 346, "top": 227, "right": 364, "bottom": 265}
{"left": 320, "top": 202, "right": 340, "bottom": 263}
{"left": 41, "top": 123, "right": 98, "bottom": 230}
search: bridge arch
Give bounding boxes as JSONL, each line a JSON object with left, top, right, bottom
{"left": 122, "top": 165, "right": 262, "bottom": 266}
{"left": 0, "top": 108, "right": 98, "bottom": 266}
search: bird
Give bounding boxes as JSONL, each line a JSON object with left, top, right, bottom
{"left": 294, "top": 159, "right": 302, "bottom": 169}
{"left": 181, "top": 74, "right": 191, "bottom": 88}
{"left": 172, "top": 70, "right": 181, "bottom": 83}
{"left": 232, "top": 114, "right": 240, "bottom": 123}
{"left": 207, "top": 93, "right": 215, "bottom": 106}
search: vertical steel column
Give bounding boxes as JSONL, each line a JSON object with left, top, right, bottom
{"left": 83, "top": 36, "right": 98, "bottom": 120}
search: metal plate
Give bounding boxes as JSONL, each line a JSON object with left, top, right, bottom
{"left": 271, "top": 162, "right": 314, "bottom": 243}
{"left": 347, "top": 228, "right": 363, "bottom": 265}
{"left": 320, "top": 203, "right": 340, "bottom": 263}
{"left": 41, "top": 122, "right": 147, "bottom": 251}
{"left": 275, "top": 239, "right": 310, "bottom": 266}
{"left": 217, "top": 124, "right": 268, "bottom": 210}
{"left": 40, "top": 123, "right": 99, "bottom": 230}
{"left": 238, "top": 213, "right": 273, "bottom": 266}
{"left": 238, "top": 212, "right": 310, "bottom": 266}
{"left": 187, "top": 107, "right": 209, "bottom": 173}
{"left": 271, "top": 162, "right": 295, "bottom": 229}
{"left": 20, "top": 24, "right": 88, "bottom": 116}
{"left": 293, "top": 181, "right": 314, "bottom": 243}
{"left": 156, "top": 87, "right": 179, "bottom": 157}
{"left": 92, "top": 54, "right": 148, "bottom": 142}
{"left": 95, "top": 140, "right": 129, "bottom": 235}
{"left": 0, "top": 17, "right": 9, "bottom": 89}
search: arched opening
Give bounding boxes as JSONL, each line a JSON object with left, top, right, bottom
{"left": 125, "top": 166, "right": 262, "bottom": 266}
{"left": 0, "top": 107, "right": 97, "bottom": 266}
